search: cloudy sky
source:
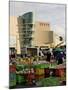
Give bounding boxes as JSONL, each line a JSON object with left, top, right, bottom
{"left": 10, "top": 1, "right": 66, "bottom": 41}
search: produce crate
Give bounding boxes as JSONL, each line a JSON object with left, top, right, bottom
{"left": 9, "top": 80, "right": 16, "bottom": 87}
{"left": 36, "top": 77, "right": 60, "bottom": 87}
{"left": 26, "top": 73, "right": 35, "bottom": 85}
{"left": 44, "top": 68, "right": 50, "bottom": 78}
{"left": 16, "top": 74, "right": 26, "bottom": 84}
{"left": 49, "top": 63, "right": 57, "bottom": 69}
{"left": 35, "top": 74, "right": 44, "bottom": 80}
{"left": 9, "top": 72, "right": 16, "bottom": 87}
{"left": 35, "top": 68, "right": 45, "bottom": 75}
{"left": 10, "top": 65, "right": 16, "bottom": 73}
{"left": 27, "top": 73, "right": 35, "bottom": 80}
{"left": 34, "top": 64, "right": 50, "bottom": 69}
{"left": 55, "top": 68, "right": 65, "bottom": 77}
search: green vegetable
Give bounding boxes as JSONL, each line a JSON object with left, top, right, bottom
{"left": 36, "top": 77, "right": 60, "bottom": 86}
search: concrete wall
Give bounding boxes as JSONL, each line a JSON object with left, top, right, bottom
{"left": 35, "top": 21, "right": 50, "bottom": 31}
{"left": 9, "top": 16, "right": 21, "bottom": 54}
{"left": 32, "top": 30, "right": 53, "bottom": 47}
{"left": 32, "top": 22, "right": 53, "bottom": 47}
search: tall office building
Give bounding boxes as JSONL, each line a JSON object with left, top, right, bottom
{"left": 17, "top": 12, "right": 34, "bottom": 54}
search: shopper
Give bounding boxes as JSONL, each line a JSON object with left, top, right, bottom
{"left": 46, "top": 50, "right": 51, "bottom": 62}
{"left": 56, "top": 52, "right": 64, "bottom": 65}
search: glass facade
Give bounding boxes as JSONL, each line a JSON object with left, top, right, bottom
{"left": 18, "top": 12, "right": 34, "bottom": 54}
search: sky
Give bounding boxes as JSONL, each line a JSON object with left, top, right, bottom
{"left": 10, "top": 1, "right": 66, "bottom": 41}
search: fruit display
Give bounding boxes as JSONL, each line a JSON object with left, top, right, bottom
{"left": 9, "top": 50, "right": 66, "bottom": 88}
{"left": 35, "top": 68, "right": 44, "bottom": 75}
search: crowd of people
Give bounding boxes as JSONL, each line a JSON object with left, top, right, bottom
{"left": 10, "top": 45, "right": 66, "bottom": 66}
{"left": 39, "top": 46, "right": 66, "bottom": 65}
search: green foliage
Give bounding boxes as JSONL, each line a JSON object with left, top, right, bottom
{"left": 36, "top": 77, "right": 60, "bottom": 86}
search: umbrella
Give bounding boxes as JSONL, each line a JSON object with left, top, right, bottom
{"left": 54, "top": 48, "right": 63, "bottom": 52}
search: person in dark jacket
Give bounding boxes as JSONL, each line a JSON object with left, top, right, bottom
{"left": 56, "top": 52, "right": 63, "bottom": 64}
{"left": 46, "top": 50, "right": 51, "bottom": 62}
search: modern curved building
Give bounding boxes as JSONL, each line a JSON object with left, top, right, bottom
{"left": 17, "top": 12, "right": 34, "bottom": 54}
